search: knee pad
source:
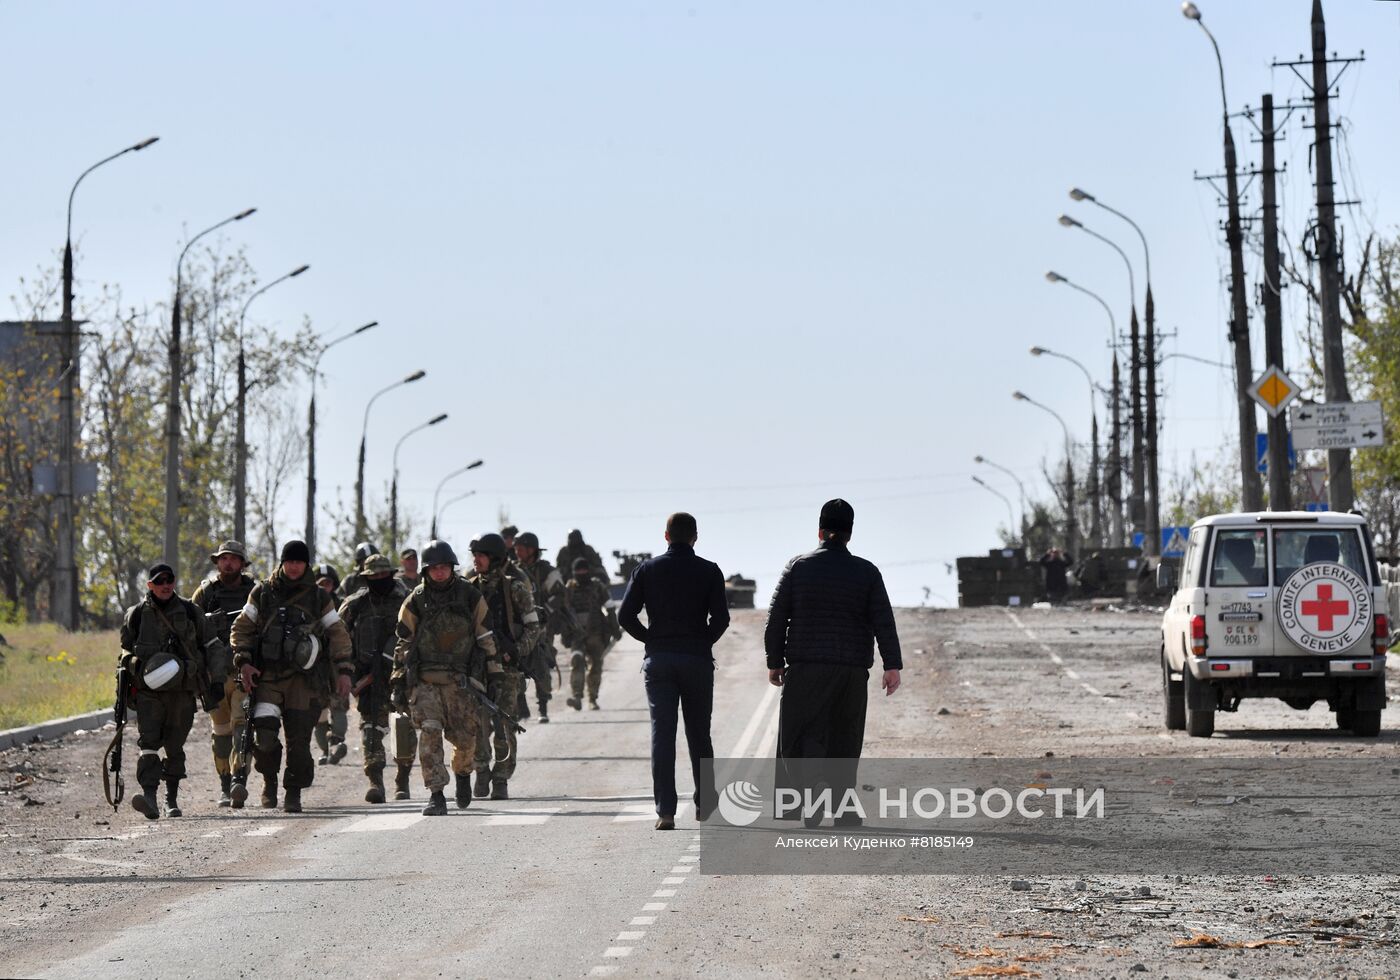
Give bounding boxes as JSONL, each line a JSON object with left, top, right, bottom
{"left": 571, "top": 652, "right": 586, "bottom": 670}
{"left": 420, "top": 719, "right": 443, "bottom": 734}
{"left": 253, "top": 701, "right": 283, "bottom": 722}
{"left": 212, "top": 733, "right": 234, "bottom": 757}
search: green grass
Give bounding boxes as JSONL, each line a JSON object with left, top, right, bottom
{"left": 0, "top": 624, "right": 121, "bottom": 730}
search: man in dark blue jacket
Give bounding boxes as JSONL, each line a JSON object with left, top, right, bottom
{"left": 765, "top": 499, "right": 901, "bottom": 825}
{"left": 618, "top": 512, "right": 729, "bottom": 830}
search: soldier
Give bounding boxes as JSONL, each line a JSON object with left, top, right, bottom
{"left": 557, "top": 529, "right": 608, "bottom": 586}
{"left": 314, "top": 563, "right": 342, "bottom": 602}
{"left": 119, "top": 562, "right": 222, "bottom": 819}
{"left": 391, "top": 539, "right": 500, "bottom": 816}
{"left": 229, "top": 540, "right": 353, "bottom": 813}
{"left": 561, "top": 556, "right": 621, "bottom": 710}
{"left": 397, "top": 547, "right": 420, "bottom": 590}
{"left": 341, "top": 541, "right": 379, "bottom": 597}
{"left": 339, "top": 554, "right": 410, "bottom": 803}
{"left": 515, "top": 531, "right": 564, "bottom": 722}
{"left": 499, "top": 526, "right": 519, "bottom": 553}
{"left": 190, "top": 540, "right": 256, "bottom": 807}
{"left": 312, "top": 562, "right": 350, "bottom": 765}
{"left": 467, "top": 533, "right": 541, "bottom": 801}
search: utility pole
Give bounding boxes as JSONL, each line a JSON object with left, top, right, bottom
{"left": 1258, "top": 94, "right": 1293, "bottom": 510}
{"left": 1128, "top": 306, "right": 1146, "bottom": 532}
{"left": 1108, "top": 358, "right": 1124, "bottom": 546}
{"left": 1272, "top": 1, "right": 1361, "bottom": 511}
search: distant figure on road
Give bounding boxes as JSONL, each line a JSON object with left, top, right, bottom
{"left": 1039, "top": 548, "right": 1073, "bottom": 602}
{"left": 765, "top": 499, "right": 902, "bottom": 826}
{"left": 618, "top": 512, "right": 730, "bottom": 831}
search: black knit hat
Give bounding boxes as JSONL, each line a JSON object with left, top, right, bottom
{"left": 572, "top": 557, "right": 591, "bottom": 572}
{"left": 280, "top": 539, "right": 312, "bottom": 564}
{"left": 819, "top": 498, "right": 855, "bottom": 533}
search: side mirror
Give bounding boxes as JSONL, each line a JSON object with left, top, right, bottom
{"left": 1155, "top": 562, "right": 1177, "bottom": 592}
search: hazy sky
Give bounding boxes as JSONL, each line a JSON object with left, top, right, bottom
{"left": 4, "top": 1, "right": 1399, "bottom": 606}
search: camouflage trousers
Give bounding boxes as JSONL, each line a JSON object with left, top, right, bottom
{"left": 527, "top": 640, "right": 556, "bottom": 706}
{"left": 208, "top": 676, "right": 238, "bottom": 776}
{"left": 409, "top": 677, "right": 479, "bottom": 792}
{"left": 357, "top": 689, "right": 417, "bottom": 775}
{"left": 475, "top": 670, "right": 520, "bottom": 780}
{"left": 241, "top": 672, "right": 319, "bottom": 791}
{"left": 570, "top": 635, "right": 608, "bottom": 702}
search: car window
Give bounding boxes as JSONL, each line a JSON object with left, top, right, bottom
{"left": 1273, "top": 528, "right": 1367, "bottom": 583}
{"left": 1209, "top": 529, "right": 1268, "bottom": 587}
{"left": 1184, "top": 526, "right": 1208, "bottom": 587}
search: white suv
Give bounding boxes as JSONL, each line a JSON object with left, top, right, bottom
{"left": 1158, "top": 512, "right": 1388, "bottom": 737}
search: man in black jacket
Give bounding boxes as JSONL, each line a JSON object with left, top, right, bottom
{"left": 618, "top": 512, "right": 730, "bottom": 830}
{"left": 765, "top": 499, "right": 901, "bottom": 824}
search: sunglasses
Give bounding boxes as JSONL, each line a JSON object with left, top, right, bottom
{"left": 151, "top": 575, "right": 175, "bottom": 586}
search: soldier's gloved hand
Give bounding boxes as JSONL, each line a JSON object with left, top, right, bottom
{"left": 336, "top": 673, "right": 352, "bottom": 699}
{"left": 390, "top": 679, "right": 408, "bottom": 713}
{"left": 239, "top": 663, "right": 261, "bottom": 692}
{"left": 120, "top": 652, "right": 140, "bottom": 675}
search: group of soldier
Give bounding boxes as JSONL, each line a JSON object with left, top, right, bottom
{"left": 116, "top": 526, "right": 623, "bottom": 818}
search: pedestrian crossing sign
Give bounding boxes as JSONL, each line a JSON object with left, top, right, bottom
{"left": 1161, "top": 527, "right": 1190, "bottom": 558}
{"left": 1248, "top": 365, "right": 1301, "bottom": 418}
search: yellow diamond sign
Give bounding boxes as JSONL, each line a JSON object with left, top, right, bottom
{"left": 1248, "top": 365, "right": 1301, "bottom": 418}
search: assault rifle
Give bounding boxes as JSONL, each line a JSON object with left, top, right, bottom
{"left": 462, "top": 675, "right": 527, "bottom": 735}
{"left": 229, "top": 640, "right": 263, "bottom": 804}
{"left": 102, "top": 663, "right": 133, "bottom": 811}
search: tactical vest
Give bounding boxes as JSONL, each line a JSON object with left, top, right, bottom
{"left": 251, "top": 579, "right": 325, "bottom": 671}
{"left": 475, "top": 571, "right": 522, "bottom": 660}
{"left": 565, "top": 579, "right": 604, "bottom": 631}
{"left": 130, "top": 598, "right": 200, "bottom": 692}
{"left": 196, "top": 574, "right": 255, "bottom": 645}
{"left": 413, "top": 578, "right": 481, "bottom": 674}
{"left": 347, "top": 589, "right": 402, "bottom": 670}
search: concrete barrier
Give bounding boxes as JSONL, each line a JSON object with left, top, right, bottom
{"left": 0, "top": 707, "right": 112, "bottom": 752}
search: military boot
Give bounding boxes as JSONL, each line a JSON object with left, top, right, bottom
{"left": 229, "top": 776, "right": 249, "bottom": 809}
{"left": 314, "top": 723, "right": 330, "bottom": 764}
{"left": 517, "top": 689, "right": 530, "bottom": 720}
{"left": 393, "top": 763, "right": 412, "bottom": 801}
{"left": 218, "top": 773, "right": 233, "bottom": 808}
{"left": 260, "top": 776, "right": 279, "bottom": 809}
{"left": 490, "top": 778, "right": 509, "bottom": 801}
{"left": 566, "top": 696, "right": 582, "bottom": 711}
{"left": 365, "top": 768, "right": 386, "bottom": 805}
{"left": 328, "top": 739, "right": 348, "bottom": 765}
{"left": 165, "top": 781, "right": 183, "bottom": 818}
{"left": 455, "top": 772, "right": 472, "bottom": 809}
{"left": 283, "top": 787, "right": 302, "bottom": 814}
{"left": 589, "top": 699, "right": 600, "bottom": 710}
{"left": 474, "top": 769, "right": 491, "bottom": 798}
{"left": 538, "top": 701, "right": 549, "bottom": 724}
{"left": 132, "top": 785, "right": 160, "bottom": 820}
{"left": 422, "top": 790, "right": 448, "bottom": 816}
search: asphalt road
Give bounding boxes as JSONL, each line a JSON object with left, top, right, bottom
{"left": 5, "top": 605, "right": 1400, "bottom": 979}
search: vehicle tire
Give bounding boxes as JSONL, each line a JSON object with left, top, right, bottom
{"left": 1350, "top": 709, "right": 1381, "bottom": 737}
{"left": 1162, "top": 650, "right": 1186, "bottom": 731}
{"left": 1336, "top": 708, "right": 1355, "bottom": 731}
{"left": 1184, "top": 669, "right": 1215, "bottom": 738}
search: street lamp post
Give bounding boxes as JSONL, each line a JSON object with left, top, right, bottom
{"left": 971, "top": 476, "right": 1018, "bottom": 546}
{"left": 434, "top": 489, "right": 478, "bottom": 535}
{"left": 1069, "top": 187, "right": 1160, "bottom": 552}
{"left": 1183, "top": 1, "right": 1264, "bottom": 512}
{"left": 355, "top": 370, "right": 426, "bottom": 539}
{"left": 1057, "top": 213, "right": 1145, "bottom": 539}
{"left": 55, "top": 136, "right": 158, "bottom": 628}
{"left": 164, "top": 207, "right": 256, "bottom": 579}
{"left": 1031, "top": 345, "right": 1101, "bottom": 548}
{"left": 235, "top": 263, "right": 309, "bottom": 543}
{"left": 391, "top": 412, "right": 449, "bottom": 554}
{"left": 431, "top": 460, "right": 485, "bottom": 537}
{"left": 973, "top": 455, "right": 1028, "bottom": 540}
{"left": 1014, "top": 390, "right": 1077, "bottom": 557}
{"left": 305, "top": 322, "right": 378, "bottom": 558}
{"left": 1046, "top": 271, "right": 1124, "bottom": 546}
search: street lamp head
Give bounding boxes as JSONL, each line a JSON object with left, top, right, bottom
{"left": 131, "top": 137, "right": 160, "bottom": 152}
{"left": 974, "top": 455, "right": 985, "bottom": 464}
{"left": 1182, "top": 1, "right": 1201, "bottom": 21}
{"left": 1030, "top": 346, "right": 1046, "bottom": 356}
{"left": 467, "top": 459, "right": 484, "bottom": 470}
{"left": 1068, "top": 187, "right": 1093, "bottom": 202}
{"left": 429, "top": 413, "right": 448, "bottom": 425}
{"left": 233, "top": 208, "right": 257, "bottom": 221}
{"left": 354, "top": 321, "right": 378, "bottom": 335}
{"left": 971, "top": 475, "right": 986, "bottom": 487}
{"left": 289, "top": 264, "right": 310, "bottom": 277}
{"left": 1057, "top": 214, "right": 1082, "bottom": 229}
{"left": 1045, "top": 271, "right": 1065, "bottom": 283}
{"left": 1012, "top": 391, "right": 1028, "bottom": 402}
{"left": 404, "top": 370, "right": 426, "bottom": 383}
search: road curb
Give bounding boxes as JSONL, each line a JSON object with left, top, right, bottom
{"left": 0, "top": 708, "right": 112, "bottom": 752}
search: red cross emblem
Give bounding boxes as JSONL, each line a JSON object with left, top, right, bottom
{"left": 1300, "top": 584, "right": 1350, "bottom": 632}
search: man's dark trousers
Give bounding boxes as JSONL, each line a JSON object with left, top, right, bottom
{"left": 643, "top": 651, "right": 714, "bottom": 818}
{"left": 777, "top": 663, "right": 868, "bottom": 814}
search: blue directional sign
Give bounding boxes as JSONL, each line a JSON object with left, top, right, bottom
{"left": 1256, "top": 433, "right": 1298, "bottom": 474}
{"left": 1132, "top": 526, "right": 1192, "bottom": 558}
{"left": 1304, "top": 502, "right": 1330, "bottom": 512}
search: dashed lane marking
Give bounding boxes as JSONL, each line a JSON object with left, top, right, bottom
{"left": 652, "top": 889, "right": 677, "bottom": 898}
{"left": 1082, "top": 683, "right": 1104, "bottom": 697}
{"left": 483, "top": 807, "right": 560, "bottom": 826}
{"left": 242, "top": 824, "right": 284, "bottom": 837}
{"left": 630, "top": 916, "right": 657, "bottom": 926}
{"left": 589, "top": 968, "right": 619, "bottom": 977}
{"left": 1006, "top": 610, "right": 1123, "bottom": 710}
{"left": 641, "top": 902, "right": 667, "bottom": 912}
{"left": 616, "top": 931, "right": 645, "bottom": 941}
{"left": 603, "top": 947, "right": 632, "bottom": 958}
{"left": 340, "top": 812, "right": 425, "bottom": 833}
{"left": 614, "top": 802, "right": 691, "bottom": 823}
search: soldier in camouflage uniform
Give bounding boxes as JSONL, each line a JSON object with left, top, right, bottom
{"left": 229, "top": 540, "right": 354, "bottom": 813}
{"left": 338, "top": 554, "right": 410, "bottom": 803}
{"left": 341, "top": 541, "right": 378, "bottom": 598}
{"left": 119, "top": 562, "right": 222, "bottom": 819}
{"left": 557, "top": 529, "right": 608, "bottom": 586}
{"left": 397, "top": 547, "right": 420, "bottom": 590}
{"left": 392, "top": 539, "right": 500, "bottom": 816}
{"left": 312, "top": 562, "right": 350, "bottom": 765}
{"left": 467, "top": 534, "right": 541, "bottom": 801}
{"left": 562, "top": 556, "right": 622, "bottom": 710}
{"left": 190, "top": 540, "right": 256, "bottom": 807}
{"left": 515, "top": 532, "right": 564, "bottom": 722}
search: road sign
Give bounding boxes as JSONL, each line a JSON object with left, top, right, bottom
{"left": 1248, "top": 365, "right": 1301, "bottom": 418}
{"left": 1290, "top": 400, "right": 1385, "bottom": 449}
{"left": 1132, "top": 526, "right": 1192, "bottom": 558}
{"left": 1304, "top": 502, "right": 1330, "bottom": 512}
{"left": 1255, "top": 433, "right": 1297, "bottom": 474}
{"left": 31, "top": 462, "right": 98, "bottom": 496}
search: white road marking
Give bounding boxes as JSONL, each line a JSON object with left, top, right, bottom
{"left": 616, "top": 931, "right": 645, "bottom": 941}
{"left": 678, "top": 855, "right": 699, "bottom": 863}
{"left": 200, "top": 831, "right": 223, "bottom": 838}
{"left": 1065, "top": 668, "right": 1081, "bottom": 680}
{"left": 603, "top": 947, "right": 633, "bottom": 958}
{"left": 1158, "top": 732, "right": 1173, "bottom": 741}
{"left": 630, "top": 916, "right": 657, "bottom": 926}
{"left": 484, "top": 807, "right": 560, "bottom": 826}
{"left": 641, "top": 902, "right": 667, "bottom": 911}
{"left": 589, "top": 965, "right": 620, "bottom": 975}
{"left": 1125, "top": 710, "right": 1140, "bottom": 720}
{"left": 755, "top": 702, "right": 781, "bottom": 758}
{"left": 652, "top": 889, "right": 677, "bottom": 898}
{"left": 669, "top": 865, "right": 692, "bottom": 874}
{"left": 613, "top": 802, "right": 690, "bottom": 823}
{"left": 340, "top": 813, "right": 425, "bottom": 833}
{"left": 730, "top": 682, "right": 779, "bottom": 758}
{"left": 242, "top": 824, "right": 283, "bottom": 837}
{"left": 1081, "top": 683, "right": 1104, "bottom": 697}
{"left": 662, "top": 877, "right": 687, "bottom": 885}
{"left": 57, "top": 853, "right": 141, "bottom": 870}
{"left": 687, "top": 843, "right": 702, "bottom": 850}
